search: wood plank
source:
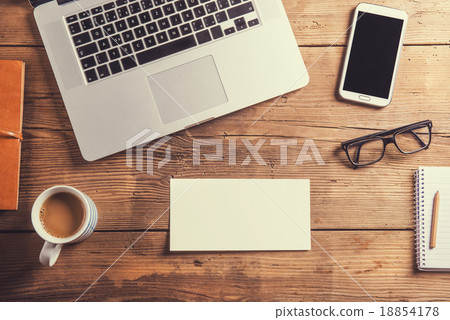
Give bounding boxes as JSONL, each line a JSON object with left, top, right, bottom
{"left": 1, "top": 231, "right": 449, "bottom": 301}
{"left": 0, "top": 0, "right": 41, "bottom": 47}
{"left": 0, "top": 46, "right": 448, "bottom": 132}
{"left": 1, "top": 0, "right": 449, "bottom": 46}
{"left": 0, "top": 128, "right": 447, "bottom": 231}
{"left": 285, "top": 0, "right": 450, "bottom": 46}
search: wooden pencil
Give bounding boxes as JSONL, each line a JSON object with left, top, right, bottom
{"left": 430, "top": 191, "right": 440, "bottom": 249}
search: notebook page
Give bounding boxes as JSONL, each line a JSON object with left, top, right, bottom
{"left": 420, "top": 167, "right": 450, "bottom": 270}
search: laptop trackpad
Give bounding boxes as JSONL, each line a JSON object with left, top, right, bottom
{"left": 147, "top": 55, "right": 228, "bottom": 124}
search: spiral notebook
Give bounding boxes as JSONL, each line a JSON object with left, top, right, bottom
{"left": 415, "top": 167, "right": 450, "bottom": 271}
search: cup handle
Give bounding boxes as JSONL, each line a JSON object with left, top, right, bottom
{"left": 39, "top": 241, "right": 63, "bottom": 267}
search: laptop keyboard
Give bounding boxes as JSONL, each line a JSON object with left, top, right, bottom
{"left": 65, "top": 0, "right": 261, "bottom": 84}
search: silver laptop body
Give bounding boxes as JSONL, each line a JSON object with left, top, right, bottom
{"left": 33, "top": 0, "right": 309, "bottom": 161}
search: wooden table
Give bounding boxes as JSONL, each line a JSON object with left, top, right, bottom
{"left": 1, "top": 0, "right": 449, "bottom": 302}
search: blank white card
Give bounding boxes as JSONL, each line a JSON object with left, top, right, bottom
{"left": 170, "top": 179, "right": 311, "bottom": 251}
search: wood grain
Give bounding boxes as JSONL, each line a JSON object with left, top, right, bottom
{"left": 0, "top": 46, "right": 448, "bottom": 132}
{"left": 0, "top": 0, "right": 449, "bottom": 302}
{"left": 1, "top": 0, "right": 449, "bottom": 46}
{"left": 1, "top": 231, "right": 450, "bottom": 302}
{"left": 0, "top": 130, "right": 449, "bottom": 231}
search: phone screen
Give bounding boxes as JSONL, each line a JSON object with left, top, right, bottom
{"left": 343, "top": 12, "right": 404, "bottom": 99}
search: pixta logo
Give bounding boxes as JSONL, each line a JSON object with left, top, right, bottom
{"left": 126, "top": 129, "right": 172, "bottom": 175}
{"left": 126, "top": 130, "right": 325, "bottom": 175}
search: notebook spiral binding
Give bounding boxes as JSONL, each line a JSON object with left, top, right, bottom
{"left": 415, "top": 168, "right": 426, "bottom": 269}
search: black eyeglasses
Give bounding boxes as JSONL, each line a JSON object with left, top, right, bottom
{"left": 341, "top": 120, "right": 432, "bottom": 169}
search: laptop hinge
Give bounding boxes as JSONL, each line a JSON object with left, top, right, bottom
{"left": 29, "top": 0, "right": 74, "bottom": 8}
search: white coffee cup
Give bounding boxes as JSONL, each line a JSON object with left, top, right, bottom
{"left": 31, "top": 185, "right": 98, "bottom": 267}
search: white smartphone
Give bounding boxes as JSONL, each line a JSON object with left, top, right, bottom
{"left": 339, "top": 3, "right": 408, "bottom": 107}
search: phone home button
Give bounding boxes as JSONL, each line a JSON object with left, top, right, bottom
{"left": 359, "top": 95, "right": 371, "bottom": 101}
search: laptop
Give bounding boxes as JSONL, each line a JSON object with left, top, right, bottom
{"left": 31, "top": 0, "right": 309, "bottom": 161}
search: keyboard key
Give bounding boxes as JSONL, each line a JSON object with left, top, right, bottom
{"left": 115, "top": 20, "right": 128, "bottom": 31}
{"left": 97, "top": 65, "right": 111, "bottom": 78}
{"left": 77, "top": 42, "right": 98, "bottom": 58}
{"left": 154, "top": 0, "right": 165, "bottom": 5}
{"left": 170, "top": 14, "right": 182, "bottom": 26}
{"left": 163, "top": 3, "right": 175, "bottom": 15}
{"left": 210, "top": 25, "right": 223, "bottom": 39}
{"left": 129, "top": 2, "right": 142, "bottom": 14}
{"left": 85, "top": 69, "right": 98, "bottom": 83}
{"left": 248, "top": 18, "right": 259, "bottom": 27}
{"left": 81, "top": 18, "right": 94, "bottom": 30}
{"left": 150, "top": 8, "right": 163, "bottom": 20}
{"left": 134, "top": 26, "right": 146, "bottom": 38}
{"left": 105, "top": 10, "right": 118, "bottom": 22}
{"left": 122, "top": 30, "right": 135, "bottom": 42}
{"left": 205, "top": 2, "right": 217, "bottom": 13}
{"left": 234, "top": 17, "right": 247, "bottom": 31}
{"left": 229, "top": 0, "right": 241, "bottom": 5}
{"left": 96, "top": 52, "right": 109, "bottom": 64}
{"left": 66, "top": 15, "right": 78, "bottom": 23}
{"left": 146, "top": 22, "right": 158, "bottom": 34}
{"left": 143, "top": 35, "right": 157, "bottom": 47}
{"left": 193, "top": 6, "right": 206, "bottom": 18}
{"left": 204, "top": 15, "right": 216, "bottom": 27}
{"left": 186, "top": 0, "right": 198, "bottom": 7}
{"left": 139, "top": 12, "right": 151, "bottom": 24}
{"left": 141, "top": 0, "right": 153, "bottom": 9}
{"left": 195, "top": 29, "right": 211, "bottom": 44}
{"left": 132, "top": 39, "right": 145, "bottom": 51}
{"left": 182, "top": 10, "right": 194, "bottom": 22}
{"left": 117, "top": 7, "right": 130, "bottom": 18}
{"left": 79, "top": 11, "right": 91, "bottom": 19}
{"left": 217, "top": 0, "right": 229, "bottom": 9}
{"left": 108, "top": 47, "right": 121, "bottom": 59}
{"left": 91, "top": 6, "right": 103, "bottom": 14}
{"left": 109, "top": 60, "right": 123, "bottom": 74}
{"left": 91, "top": 28, "right": 103, "bottom": 40}
{"left": 121, "top": 56, "right": 138, "bottom": 70}
{"left": 104, "top": 2, "right": 116, "bottom": 10}
{"left": 127, "top": 16, "right": 140, "bottom": 27}
{"left": 69, "top": 22, "right": 82, "bottom": 34}
{"left": 192, "top": 19, "right": 204, "bottom": 31}
{"left": 168, "top": 27, "right": 180, "bottom": 39}
{"left": 93, "top": 14, "right": 106, "bottom": 26}
{"left": 103, "top": 24, "right": 116, "bottom": 35}
{"left": 73, "top": 32, "right": 91, "bottom": 46}
{"left": 175, "top": 0, "right": 187, "bottom": 11}
{"left": 136, "top": 35, "right": 197, "bottom": 65}
{"left": 156, "top": 31, "right": 169, "bottom": 44}
{"left": 224, "top": 26, "right": 235, "bottom": 35}
{"left": 120, "top": 44, "right": 133, "bottom": 55}
{"left": 215, "top": 11, "right": 227, "bottom": 23}
{"left": 179, "top": 23, "right": 192, "bottom": 35}
{"left": 158, "top": 18, "right": 170, "bottom": 30}
{"left": 227, "top": 2, "right": 254, "bottom": 19}
{"left": 116, "top": 0, "right": 128, "bottom": 6}
{"left": 98, "top": 38, "right": 111, "bottom": 50}
{"left": 81, "top": 56, "right": 96, "bottom": 69}
{"left": 110, "top": 34, "right": 123, "bottom": 46}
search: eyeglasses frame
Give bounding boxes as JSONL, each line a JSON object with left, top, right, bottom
{"left": 341, "top": 120, "right": 433, "bottom": 169}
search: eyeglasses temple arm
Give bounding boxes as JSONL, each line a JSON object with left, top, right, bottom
{"left": 411, "top": 131, "right": 427, "bottom": 148}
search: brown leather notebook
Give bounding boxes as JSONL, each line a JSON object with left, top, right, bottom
{"left": 0, "top": 60, "right": 25, "bottom": 210}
